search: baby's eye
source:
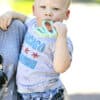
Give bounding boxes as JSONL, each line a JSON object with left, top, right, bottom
{"left": 52, "top": 8, "right": 60, "bottom": 11}
{"left": 40, "top": 5, "right": 46, "bottom": 9}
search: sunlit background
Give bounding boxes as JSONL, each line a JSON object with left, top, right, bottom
{"left": 0, "top": 0, "right": 100, "bottom": 99}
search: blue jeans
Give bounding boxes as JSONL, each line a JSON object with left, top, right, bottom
{"left": 19, "top": 88, "right": 64, "bottom": 100}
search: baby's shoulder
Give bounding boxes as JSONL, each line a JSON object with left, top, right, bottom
{"left": 25, "top": 16, "right": 37, "bottom": 26}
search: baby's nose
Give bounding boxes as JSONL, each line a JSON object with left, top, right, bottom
{"left": 45, "top": 9, "right": 52, "bottom": 16}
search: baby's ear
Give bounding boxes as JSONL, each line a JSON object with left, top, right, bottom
{"left": 65, "top": 9, "right": 70, "bottom": 20}
{"left": 32, "top": 5, "right": 35, "bottom": 14}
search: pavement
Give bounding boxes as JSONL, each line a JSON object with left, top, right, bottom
{"left": 70, "top": 94, "right": 100, "bottom": 100}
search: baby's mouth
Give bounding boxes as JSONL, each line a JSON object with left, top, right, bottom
{"left": 43, "top": 19, "right": 55, "bottom": 22}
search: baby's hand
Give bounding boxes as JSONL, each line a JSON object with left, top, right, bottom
{"left": 0, "top": 11, "right": 13, "bottom": 30}
{"left": 53, "top": 22, "right": 67, "bottom": 37}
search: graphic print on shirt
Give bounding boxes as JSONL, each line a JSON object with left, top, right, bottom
{"left": 24, "top": 47, "right": 39, "bottom": 58}
{"left": 19, "top": 33, "right": 46, "bottom": 69}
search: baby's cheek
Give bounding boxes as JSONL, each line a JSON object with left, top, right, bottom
{"left": 54, "top": 15, "right": 64, "bottom": 21}
{"left": 55, "top": 18, "right": 61, "bottom": 21}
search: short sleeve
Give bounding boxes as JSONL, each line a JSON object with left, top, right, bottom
{"left": 67, "top": 37, "right": 73, "bottom": 58}
{"left": 50, "top": 37, "right": 73, "bottom": 60}
{"left": 24, "top": 16, "right": 37, "bottom": 28}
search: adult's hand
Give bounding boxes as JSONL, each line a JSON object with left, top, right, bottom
{"left": 0, "top": 11, "right": 13, "bottom": 30}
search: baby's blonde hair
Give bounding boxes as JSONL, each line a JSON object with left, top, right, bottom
{"left": 64, "top": 0, "right": 71, "bottom": 9}
{"left": 34, "top": 0, "right": 71, "bottom": 9}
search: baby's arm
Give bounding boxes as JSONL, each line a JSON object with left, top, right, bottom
{"left": 0, "top": 11, "right": 27, "bottom": 30}
{"left": 53, "top": 22, "right": 72, "bottom": 73}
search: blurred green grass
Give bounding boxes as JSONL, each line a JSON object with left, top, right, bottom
{"left": 9, "top": 0, "right": 34, "bottom": 15}
{"left": 96, "top": 0, "right": 100, "bottom": 3}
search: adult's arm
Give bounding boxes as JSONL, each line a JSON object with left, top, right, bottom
{"left": 0, "top": 11, "right": 27, "bottom": 30}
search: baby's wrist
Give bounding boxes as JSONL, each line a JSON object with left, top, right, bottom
{"left": 57, "top": 33, "right": 67, "bottom": 38}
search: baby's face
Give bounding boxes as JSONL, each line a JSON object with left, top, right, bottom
{"left": 33, "top": 0, "right": 69, "bottom": 26}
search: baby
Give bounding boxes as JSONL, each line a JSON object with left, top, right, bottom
{"left": 0, "top": 0, "right": 73, "bottom": 99}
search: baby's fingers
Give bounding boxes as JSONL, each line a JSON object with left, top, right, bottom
{"left": 53, "top": 22, "right": 67, "bottom": 37}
